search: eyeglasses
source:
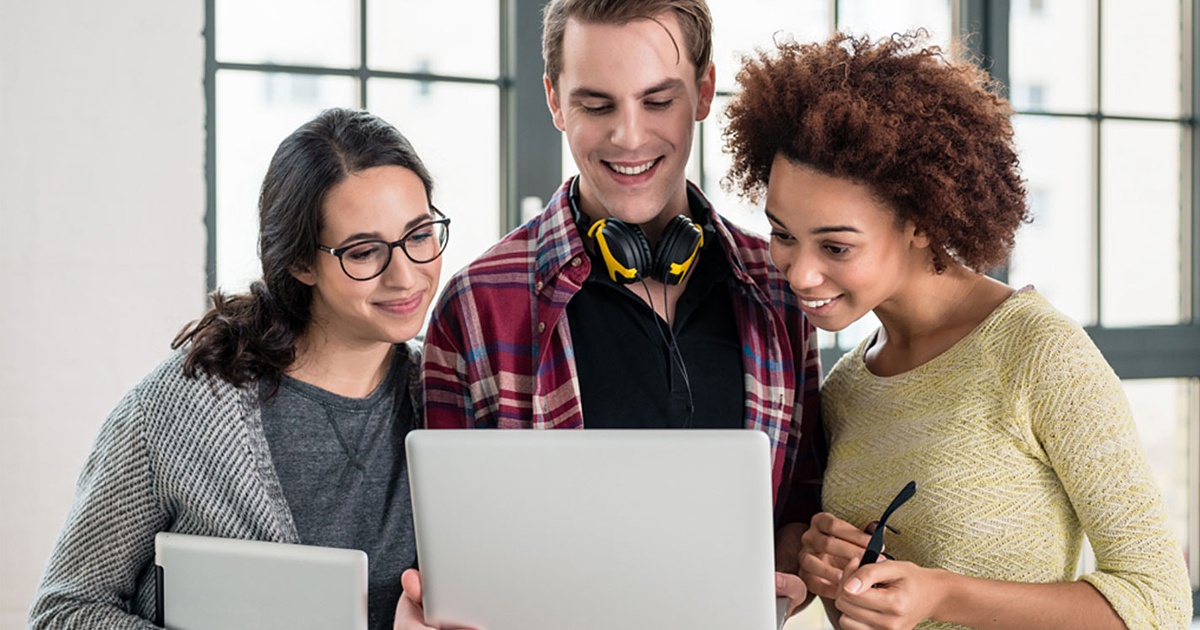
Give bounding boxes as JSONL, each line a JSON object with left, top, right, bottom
{"left": 861, "top": 480, "right": 917, "bottom": 566}
{"left": 317, "top": 208, "right": 451, "bottom": 281}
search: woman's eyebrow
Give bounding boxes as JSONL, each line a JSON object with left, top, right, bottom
{"left": 764, "top": 209, "right": 861, "bottom": 235}
{"left": 333, "top": 211, "right": 435, "bottom": 246}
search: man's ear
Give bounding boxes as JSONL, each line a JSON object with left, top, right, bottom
{"left": 290, "top": 263, "right": 317, "bottom": 287}
{"left": 544, "top": 74, "right": 566, "bottom": 132}
{"left": 695, "top": 63, "right": 716, "bottom": 121}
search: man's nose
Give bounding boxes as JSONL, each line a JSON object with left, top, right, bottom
{"left": 611, "top": 106, "right": 648, "bottom": 150}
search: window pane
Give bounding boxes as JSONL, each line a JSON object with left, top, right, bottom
{"left": 216, "top": 0, "right": 358, "bottom": 68}
{"left": 367, "top": 0, "right": 500, "bottom": 78}
{"left": 368, "top": 81, "right": 501, "bottom": 299}
{"left": 1100, "top": 0, "right": 1182, "bottom": 118}
{"left": 709, "top": 0, "right": 829, "bottom": 92}
{"left": 1121, "top": 378, "right": 1195, "bottom": 588}
{"left": 216, "top": 71, "right": 359, "bottom": 293}
{"left": 1099, "top": 121, "right": 1182, "bottom": 326}
{"left": 1009, "top": 0, "right": 1094, "bottom": 113}
{"left": 837, "top": 0, "right": 952, "bottom": 49}
{"left": 1008, "top": 115, "right": 1096, "bottom": 325}
{"left": 834, "top": 310, "right": 881, "bottom": 351}
{"left": 701, "top": 97, "right": 769, "bottom": 237}
{"left": 561, "top": 133, "right": 575, "bottom": 185}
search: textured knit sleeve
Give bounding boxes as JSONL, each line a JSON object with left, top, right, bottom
{"left": 1018, "top": 312, "right": 1192, "bottom": 628}
{"left": 28, "top": 386, "right": 167, "bottom": 629}
{"left": 422, "top": 279, "right": 475, "bottom": 429}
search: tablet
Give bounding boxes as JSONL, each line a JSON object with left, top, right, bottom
{"left": 406, "top": 429, "right": 783, "bottom": 630}
{"left": 154, "top": 532, "right": 368, "bottom": 630}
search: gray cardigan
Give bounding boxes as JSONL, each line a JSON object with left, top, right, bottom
{"left": 28, "top": 343, "right": 422, "bottom": 629}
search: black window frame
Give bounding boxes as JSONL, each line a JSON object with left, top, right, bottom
{"left": 202, "top": 0, "right": 561, "bottom": 291}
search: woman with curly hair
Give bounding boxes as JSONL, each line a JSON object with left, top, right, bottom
{"left": 30, "top": 107, "right": 450, "bottom": 630}
{"left": 723, "top": 32, "right": 1192, "bottom": 629}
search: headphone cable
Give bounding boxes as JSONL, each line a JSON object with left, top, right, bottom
{"left": 638, "top": 280, "right": 695, "bottom": 429}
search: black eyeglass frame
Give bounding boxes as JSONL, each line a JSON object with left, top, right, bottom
{"left": 316, "top": 207, "right": 451, "bottom": 281}
{"left": 861, "top": 480, "right": 917, "bottom": 566}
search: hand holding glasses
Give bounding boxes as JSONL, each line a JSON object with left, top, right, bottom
{"left": 860, "top": 480, "right": 917, "bottom": 566}
{"left": 317, "top": 207, "right": 451, "bottom": 281}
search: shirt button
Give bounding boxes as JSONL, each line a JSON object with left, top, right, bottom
{"left": 571, "top": 257, "right": 582, "bottom": 267}
{"left": 538, "top": 322, "right": 546, "bottom": 333}
{"left": 535, "top": 280, "right": 544, "bottom": 292}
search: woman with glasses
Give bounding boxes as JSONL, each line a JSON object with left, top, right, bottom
{"left": 29, "top": 107, "right": 449, "bottom": 630}
{"left": 723, "top": 33, "right": 1192, "bottom": 629}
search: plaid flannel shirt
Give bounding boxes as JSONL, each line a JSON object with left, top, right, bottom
{"left": 423, "top": 178, "right": 824, "bottom": 524}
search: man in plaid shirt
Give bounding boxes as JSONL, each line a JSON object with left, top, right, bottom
{"left": 397, "top": 0, "right": 824, "bottom": 626}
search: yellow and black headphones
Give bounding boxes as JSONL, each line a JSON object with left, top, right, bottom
{"left": 571, "top": 177, "right": 706, "bottom": 286}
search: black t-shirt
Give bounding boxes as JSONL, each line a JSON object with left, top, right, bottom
{"left": 567, "top": 217, "right": 744, "bottom": 430}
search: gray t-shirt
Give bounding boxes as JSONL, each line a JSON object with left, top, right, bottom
{"left": 259, "top": 350, "right": 416, "bottom": 630}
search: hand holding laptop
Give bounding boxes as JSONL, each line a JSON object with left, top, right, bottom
{"left": 394, "top": 569, "right": 476, "bottom": 630}
{"left": 394, "top": 570, "right": 428, "bottom": 630}
{"left": 775, "top": 571, "right": 808, "bottom": 618}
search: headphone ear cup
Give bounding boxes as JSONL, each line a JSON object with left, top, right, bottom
{"left": 592, "top": 218, "right": 653, "bottom": 284}
{"left": 652, "top": 215, "right": 704, "bottom": 285}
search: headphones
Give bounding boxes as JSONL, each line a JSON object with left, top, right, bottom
{"left": 571, "top": 177, "right": 706, "bottom": 286}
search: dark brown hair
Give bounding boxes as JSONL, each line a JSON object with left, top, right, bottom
{"left": 542, "top": 0, "right": 713, "bottom": 87}
{"left": 172, "top": 108, "right": 433, "bottom": 388}
{"left": 723, "top": 31, "right": 1028, "bottom": 273}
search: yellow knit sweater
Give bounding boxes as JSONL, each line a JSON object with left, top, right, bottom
{"left": 821, "top": 288, "right": 1192, "bottom": 629}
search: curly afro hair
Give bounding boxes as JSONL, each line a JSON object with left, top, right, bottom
{"left": 722, "top": 31, "right": 1029, "bottom": 273}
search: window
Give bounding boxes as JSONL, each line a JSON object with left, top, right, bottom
{"left": 1011, "top": 82, "right": 1047, "bottom": 110}
{"left": 206, "top": 0, "right": 513, "bottom": 297}
{"left": 1007, "top": 0, "right": 1200, "bottom": 601}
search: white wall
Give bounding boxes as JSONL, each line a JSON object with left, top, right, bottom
{"left": 0, "top": 0, "right": 206, "bottom": 627}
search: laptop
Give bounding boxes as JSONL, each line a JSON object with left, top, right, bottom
{"left": 154, "top": 532, "right": 369, "bottom": 630}
{"left": 406, "top": 429, "right": 787, "bottom": 630}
